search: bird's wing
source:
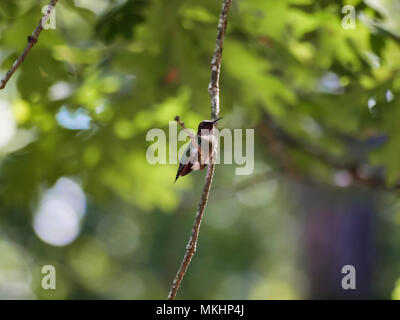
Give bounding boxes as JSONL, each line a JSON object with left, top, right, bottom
{"left": 174, "top": 161, "right": 193, "bottom": 183}
{"left": 174, "top": 143, "right": 195, "bottom": 182}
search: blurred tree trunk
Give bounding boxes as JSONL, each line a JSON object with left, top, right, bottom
{"left": 299, "top": 184, "right": 376, "bottom": 299}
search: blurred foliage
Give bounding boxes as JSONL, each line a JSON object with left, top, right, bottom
{"left": 0, "top": 0, "right": 400, "bottom": 299}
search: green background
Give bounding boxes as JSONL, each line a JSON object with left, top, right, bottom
{"left": 1, "top": 0, "right": 400, "bottom": 299}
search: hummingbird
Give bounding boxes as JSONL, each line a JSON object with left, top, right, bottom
{"left": 175, "top": 117, "right": 222, "bottom": 183}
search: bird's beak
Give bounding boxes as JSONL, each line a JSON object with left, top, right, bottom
{"left": 213, "top": 117, "right": 223, "bottom": 123}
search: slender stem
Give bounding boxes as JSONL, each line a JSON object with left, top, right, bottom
{"left": 175, "top": 115, "right": 202, "bottom": 160}
{"left": 168, "top": 0, "right": 232, "bottom": 300}
{"left": 0, "top": 0, "right": 59, "bottom": 90}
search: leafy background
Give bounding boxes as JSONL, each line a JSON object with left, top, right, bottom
{"left": 0, "top": 0, "right": 400, "bottom": 299}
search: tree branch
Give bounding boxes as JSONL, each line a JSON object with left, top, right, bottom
{"left": 258, "top": 110, "right": 400, "bottom": 190}
{"left": 167, "top": 0, "right": 232, "bottom": 300}
{"left": 0, "top": 0, "right": 59, "bottom": 90}
{"left": 175, "top": 115, "right": 202, "bottom": 160}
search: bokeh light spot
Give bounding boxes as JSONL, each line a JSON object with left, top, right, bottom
{"left": 33, "top": 177, "right": 86, "bottom": 246}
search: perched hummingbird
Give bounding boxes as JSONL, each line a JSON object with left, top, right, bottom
{"left": 175, "top": 117, "right": 222, "bottom": 183}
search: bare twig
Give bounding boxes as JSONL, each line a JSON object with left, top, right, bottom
{"left": 168, "top": 0, "right": 232, "bottom": 300}
{"left": 0, "top": 0, "right": 59, "bottom": 90}
{"left": 175, "top": 115, "right": 202, "bottom": 160}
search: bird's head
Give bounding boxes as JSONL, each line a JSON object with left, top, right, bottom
{"left": 197, "top": 117, "right": 222, "bottom": 135}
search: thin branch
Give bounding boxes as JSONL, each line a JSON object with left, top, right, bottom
{"left": 212, "top": 170, "right": 280, "bottom": 200}
{"left": 260, "top": 110, "right": 354, "bottom": 170}
{"left": 258, "top": 110, "right": 400, "bottom": 190}
{"left": 168, "top": 0, "right": 232, "bottom": 300}
{"left": 0, "top": 0, "right": 59, "bottom": 90}
{"left": 175, "top": 115, "right": 202, "bottom": 160}
{"left": 372, "top": 24, "right": 400, "bottom": 45}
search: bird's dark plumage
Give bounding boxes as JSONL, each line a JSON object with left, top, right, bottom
{"left": 174, "top": 162, "right": 193, "bottom": 183}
